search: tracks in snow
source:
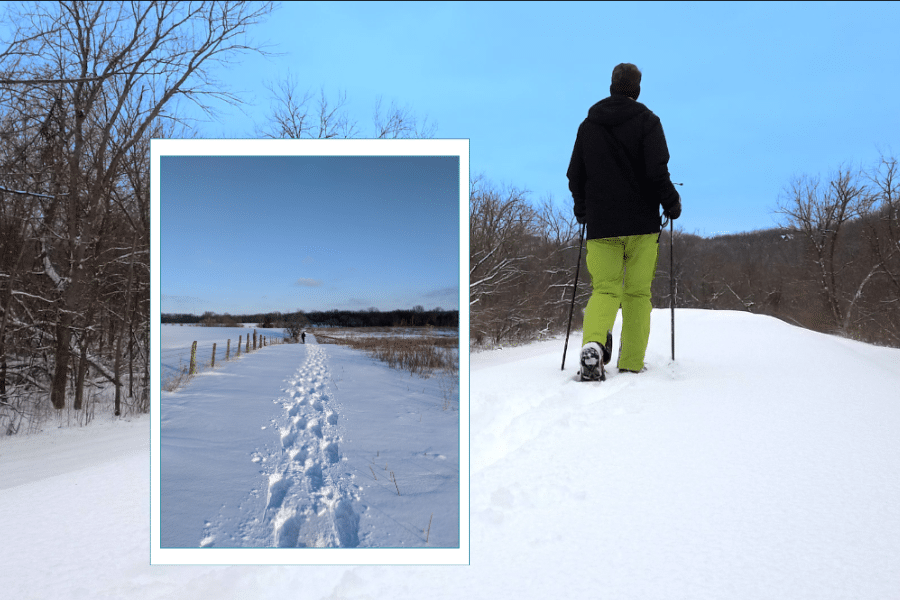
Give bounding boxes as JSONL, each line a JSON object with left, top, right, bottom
{"left": 262, "top": 344, "right": 361, "bottom": 548}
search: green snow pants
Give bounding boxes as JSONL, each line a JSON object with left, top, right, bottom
{"left": 582, "top": 233, "right": 659, "bottom": 371}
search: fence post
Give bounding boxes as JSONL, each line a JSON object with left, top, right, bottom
{"left": 189, "top": 341, "right": 197, "bottom": 375}
{"left": 237, "top": 335, "right": 242, "bottom": 357}
{"left": 253, "top": 329, "right": 257, "bottom": 351}
{"left": 226, "top": 339, "right": 230, "bottom": 361}
{"left": 246, "top": 334, "right": 249, "bottom": 353}
{"left": 211, "top": 343, "right": 216, "bottom": 368}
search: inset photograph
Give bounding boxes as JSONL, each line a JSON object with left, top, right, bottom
{"left": 150, "top": 139, "right": 468, "bottom": 565}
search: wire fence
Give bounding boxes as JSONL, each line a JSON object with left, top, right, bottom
{"left": 161, "top": 329, "right": 291, "bottom": 391}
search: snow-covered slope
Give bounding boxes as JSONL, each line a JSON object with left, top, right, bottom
{"left": 468, "top": 309, "right": 900, "bottom": 599}
{"left": 3, "top": 309, "right": 899, "bottom": 599}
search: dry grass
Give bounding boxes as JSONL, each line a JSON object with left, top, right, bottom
{"left": 2, "top": 375, "right": 147, "bottom": 436}
{"left": 438, "top": 359, "right": 459, "bottom": 411}
{"left": 315, "top": 328, "right": 458, "bottom": 378}
{"left": 161, "top": 363, "right": 193, "bottom": 392}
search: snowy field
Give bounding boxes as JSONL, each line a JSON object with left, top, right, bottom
{"left": 316, "top": 326, "right": 458, "bottom": 339}
{"left": 160, "top": 324, "right": 457, "bottom": 387}
{"left": 160, "top": 324, "right": 286, "bottom": 387}
{"left": 156, "top": 332, "right": 461, "bottom": 560}
{"left": 3, "top": 309, "right": 900, "bottom": 597}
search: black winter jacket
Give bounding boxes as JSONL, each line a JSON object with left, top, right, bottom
{"left": 567, "top": 93, "right": 681, "bottom": 240}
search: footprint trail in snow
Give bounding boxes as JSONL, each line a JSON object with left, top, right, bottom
{"left": 203, "top": 343, "right": 362, "bottom": 548}
{"left": 264, "top": 344, "right": 361, "bottom": 548}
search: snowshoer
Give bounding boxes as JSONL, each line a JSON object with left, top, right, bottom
{"left": 567, "top": 63, "right": 682, "bottom": 380}
{"left": 301, "top": 331, "right": 306, "bottom": 344}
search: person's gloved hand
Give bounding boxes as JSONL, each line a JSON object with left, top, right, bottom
{"left": 664, "top": 199, "right": 681, "bottom": 220}
{"left": 576, "top": 213, "right": 587, "bottom": 225}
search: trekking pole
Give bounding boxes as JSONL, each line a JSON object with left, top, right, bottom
{"left": 561, "top": 223, "right": 586, "bottom": 370}
{"left": 670, "top": 182, "right": 683, "bottom": 362}
{"left": 670, "top": 216, "right": 675, "bottom": 361}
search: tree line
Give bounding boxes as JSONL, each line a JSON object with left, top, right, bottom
{"left": 162, "top": 308, "right": 460, "bottom": 329}
{"left": 470, "top": 154, "right": 900, "bottom": 350}
{"left": 685, "top": 156, "right": 899, "bottom": 347}
{"left": 3, "top": 1, "right": 893, "bottom": 435}
{"left": 470, "top": 176, "right": 584, "bottom": 346}
{"left": 0, "top": 1, "right": 437, "bottom": 433}
{"left": 0, "top": 1, "right": 275, "bottom": 431}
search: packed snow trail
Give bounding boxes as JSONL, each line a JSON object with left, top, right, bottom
{"left": 256, "top": 343, "right": 359, "bottom": 548}
{"left": 465, "top": 309, "right": 900, "bottom": 600}
{"left": 5, "top": 310, "right": 899, "bottom": 599}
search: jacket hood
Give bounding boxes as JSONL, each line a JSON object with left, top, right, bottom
{"left": 586, "top": 94, "right": 648, "bottom": 127}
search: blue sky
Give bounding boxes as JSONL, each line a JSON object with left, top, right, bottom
{"left": 176, "top": 0, "right": 899, "bottom": 241}
{"left": 159, "top": 152, "right": 460, "bottom": 315}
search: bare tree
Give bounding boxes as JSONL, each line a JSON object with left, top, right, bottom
{"left": 469, "top": 177, "right": 535, "bottom": 308}
{"left": 469, "top": 178, "right": 584, "bottom": 345}
{"left": 529, "top": 195, "right": 585, "bottom": 335}
{"left": 257, "top": 75, "right": 359, "bottom": 139}
{"left": 864, "top": 154, "right": 900, "bottom": 296}
{"left": 0, "top": 0, "right": 275, "bottom": 414}
{"left": 853, "top": 153, "right": 900, "bottom": 344}
{"left": 283, "top": 312, "right": 309, "bottom": 342}
{"left": 775, "top": 166, "right": 866, "bottom": 331}
{"left": 372, "top": 96, "right": 436, "bottom": 139}
{"left": 257, "top": 71, "right": 436, "bottom": 140}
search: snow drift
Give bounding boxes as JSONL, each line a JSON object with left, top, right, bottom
{"left": 2, "top": 309, "right": 899, "bottom": 599}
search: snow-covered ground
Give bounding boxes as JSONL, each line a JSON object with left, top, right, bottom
{"left": 155, "top": 331, "right": 462, "bottom": 563}
{"left": 160, "top": 324, "right": 284, "bottom": 387}
{"left": 3, "top": 309, "right": 900, "bottom": 598}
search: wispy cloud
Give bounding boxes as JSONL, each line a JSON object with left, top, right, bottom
{"left": 425, "top": 286, "right": 459, "bottom": 298}
{"left": 161, "top": 294, "right": 205, "bottom": 306}
{"left": 295, "top": 278, "right": 322, "bottom": 287}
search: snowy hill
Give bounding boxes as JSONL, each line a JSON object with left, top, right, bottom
{"left": 2, "top": 309, "right": 899, "bottom": 598}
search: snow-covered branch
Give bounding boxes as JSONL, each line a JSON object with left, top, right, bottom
{"left": 0, "top": 185, "right": 62, "bottom": 199}
{"left": 11, "top": 290, "right": 54, "bottom": 303}
{"left": 40, "top": 238, "right": 68, "bottom": 291}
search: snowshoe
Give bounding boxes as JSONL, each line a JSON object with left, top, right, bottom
{"left": 578, "top": 342, "right": 606, "bottom": 382}
{"left": 602, "top": 331, "right": 613, "bottom": 365}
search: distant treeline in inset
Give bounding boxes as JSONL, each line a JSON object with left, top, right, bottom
{"left": 162, "top": 308, "right": 459, "bottom": 328}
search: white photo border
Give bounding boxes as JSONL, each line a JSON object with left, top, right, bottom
{"left": 150, "top": 138, "right": 470, "bottom": 565}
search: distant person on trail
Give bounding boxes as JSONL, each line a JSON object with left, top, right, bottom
{"left": 301, "top": 331, "right": 306, "bottom": 344}
{"left": 567, "top": 62, "right": 682, "bottom": 381}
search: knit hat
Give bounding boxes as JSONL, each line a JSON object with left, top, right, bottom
{"left": 610, "top": 63, "right": 641, "bottom": 100}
